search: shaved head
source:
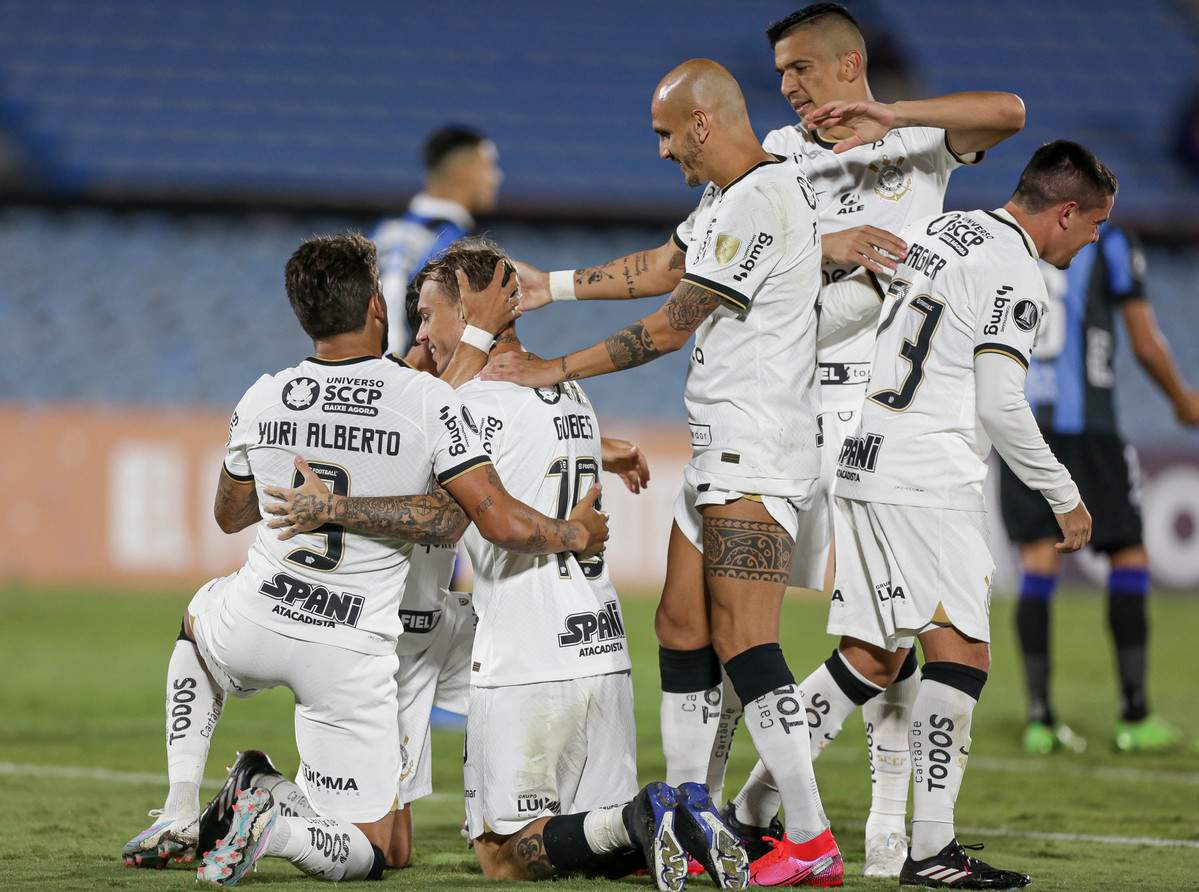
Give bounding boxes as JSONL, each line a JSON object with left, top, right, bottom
{"left": 653, "top": 58, "right": 749, "bottom": 126}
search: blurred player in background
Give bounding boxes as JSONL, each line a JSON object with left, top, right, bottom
{"left": 269, "top": 239, "right": 736, "bottom": 891}
{"left": 826, "top": 140, "right": 1114, "bottom": 889}
{"left": 513, "top": 2, "right": 1025, "bottom": 878}
{"left": 374, "top": 125, "right": 502, "bottom": 356}
{"left": 488, "top": 59, "right": 843, "bottom": 886}
{"left": 1001, "top": 222, "right": 1199, "bottom": 754}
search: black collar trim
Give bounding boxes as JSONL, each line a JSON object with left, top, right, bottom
{"left": 722, "top": 155, "right": 786, "bottom": 194}
{"left": 982, "top": 211, "right": 1036, "bottom": 259}
{"left": 306, "top": 355, "right": 378, "bottom": 367}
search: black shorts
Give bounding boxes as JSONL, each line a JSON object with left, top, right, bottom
{"left": 998, "top": 432, "right": 1143, "bottom": 555}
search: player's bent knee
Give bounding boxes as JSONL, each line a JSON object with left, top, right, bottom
{"left": 1110, "top": 545, "right": 1148, "bottom": 569}
{"left": 654, "top": 600, "right": 709, "bottom": 649}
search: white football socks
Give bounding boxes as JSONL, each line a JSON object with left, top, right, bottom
{"left": 730, "top": 759, "right": 780, "bottom": 828}
{"left": 909, "top": 676, "right": 980, "bottom": 860}
{"left": 265, "top": 816, "right": 379, "bottom": 881}
{"left": 802, "top": 654, "right": 881, "bottom": 757}
{"left": 582, "top": 804, "right": 633, "bottom": 853}
{"left": 660, "top": 687, "right": 722, "bottom": 787}
{"left": 705, "top": 671, "right": 742, "bottom": 804}
{"left": 163, "top": 639, "right": 224, "bottom": 822}
{"left": 258, "top": 775, "right": 319, "bottom": 819}
{"left": 863, "top": 666, "right": 919, "bottom": 839}
{"left": 742, "top": 684, "right": 827, "bottom": 843}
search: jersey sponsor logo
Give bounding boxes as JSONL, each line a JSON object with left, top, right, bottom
{"left": 460, "top": 404, "right": 481, "bottom": 435}
{"left": 869, "top": 154, "right": 911, "bottom": 202}
{"left": 836, "top": 192, "right": 864, "bottom": 215}
{"left": 478, "top": 413, "right": 503, "bottom": 456}
{"left": 689, "top": 422, "right": 712, "bottom": 447}
{"left": 911, "top": 714, "right": 956, "bottom": 793}
{"left": 258, "top": 572, "right": 365, "bottom": 629}
{"left": 438, "top": 404, "right": 471, "bottom": 457}
{"left": 983, "top": 285, "right": 1015, "bottom": 335}
{"left": 226, "top": 412, "right": 239, "bottom": 444}
{"left": 398, "top": 608, "right": 442, "bottom": 634}
{"left": 283, "top": 376, "right": 320, "bottom": 410}
{"left": 887, "top": 279, "right": 911, "bottom": 302}
{"left": 1013, "top": 299, "right": 1039, "bottom": 332}
{"left": 714, "top": 233, "right": 742, "bottom": 265}
{"left": 838, "top": 432, "right": 884, "bottom": 473}
{"left": 925, "top": 213, "right": 992, "bottom": 257}
{"left": 796, "top": 174, "right": 817, "bottom": 210}
{"left": 874, "top": 582, "right": 907, "bottom": 603}
{"left": 300, "top": 760, "right": 360, "bottom": 794}
{"left": 557, "top": 600, "right": 626, "bottom": 653}
{"left": 732, "top": 231, "right": 774, "bottom": 282}
{"left": 322, "top": 377, "right": 384, "bottom": 416}
{"left": 516, "top": 792, "right": 561, "bottom": 816}
{"left": 819, "top": 362, "right": 871, "bottom": 386}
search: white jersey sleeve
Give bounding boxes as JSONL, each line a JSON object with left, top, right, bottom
{"left": 970, "top": 260, "right": 1046, "bottom": 372}
{"left": 975, "top": 353, "right": 1080, "bottom": 513}
{"left": 673, "top": 190, "right": 710, "bottom": 253}
{"left": 421, "top": 379, "right": 494, "bottom": 487}
{"left": 680, "top": 180, "right": 789, "bottom": 314}
{"left": 223, "top": 375, "right": 270, "bottom": 482}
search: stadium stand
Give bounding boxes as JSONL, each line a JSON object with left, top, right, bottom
{"left": 0, "top": 0, "right": 1196, "bottom": 223}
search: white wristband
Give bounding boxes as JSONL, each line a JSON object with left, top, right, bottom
{"left": 549, "top": 269, "right": 578, "bottom": 301}
{"left": 459, "top": 325, "right": 495, "bottom": 353}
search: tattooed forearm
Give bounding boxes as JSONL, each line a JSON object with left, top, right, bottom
{"left": 214, "top": 472, "right": 262, "bottom": 533}
{"left": 668, "top": 249, "right": 686, "bottom": 271}
{"left": 325, "top": 487, "right": 469, "bottom": 544}
{"left": 511, "top": 830, "right": 556, "bottom": 880}
{"left": 604, "top": 321, "right": 660, "bottom": 370}
{"left": 702, "top": 515, "right": 794, "bottom": 584}
{"left": 664, "top": 282, "right": 721, "bottom": 332}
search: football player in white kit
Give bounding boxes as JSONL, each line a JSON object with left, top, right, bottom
{"left": 512, "top": 5, "right": 1025, "bottom": 879}
{"left": 485, "top": 60, "right": 843, "bottom": 886}
{"left": 267, "top": 238, "right": 744, "bottom": 892}
{"left": 828, "top": 141, "right": 1110, "bottom": 888}
{"left": 121, "top": 233, "right": 609, "bottom": 886}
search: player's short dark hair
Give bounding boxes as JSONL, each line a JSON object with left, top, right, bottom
{"left": 404, "top": 281, "right": 422, "bottom": 336}
{"left": 766, "top": 3, "right": 861, "bottom": 46}
{"left": 284, "top": 233, "right": 379, "bottom": 340}
{"left": 413, "top": 236, "right": 515, "bottom": 305}
{"left": 424, "top": 126, "right": 487, "bottom": 173}
{"left": 1011, "top": 140, "right": 1119, "bottom": 213}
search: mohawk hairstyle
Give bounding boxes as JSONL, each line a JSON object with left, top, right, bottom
{"left": 766, "top": 3, "right": 862, "bottom": 46}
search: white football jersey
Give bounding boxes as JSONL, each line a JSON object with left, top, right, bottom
{"left": 763, "top": 125, "right": 979, "bottom": 409}
{"left": 457, "top": 377, "right": 631, "bottom": 688}
{"left": 222, "top": 355, "right": 491, "bottom": 655}
{"left": 673, "top": 155, "right": 823, "bottom": 494}
{"left": 393, "top": 541, "right": 458, "bottom": 657}
{"left": 836, "top": 208, "right": 1047, "bottom": 511}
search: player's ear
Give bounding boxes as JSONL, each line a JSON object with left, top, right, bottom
{"left": 692, "top": 108, "right": 710, "bottom": 143}
{"left": 369, "top": 291, "right": 387, "bottom": 323}
{"left": 840, "top": 49, "right": 863, "bottom": 82}
{"left": 1058, "top": 201, "right": 1079, "bottom": 230}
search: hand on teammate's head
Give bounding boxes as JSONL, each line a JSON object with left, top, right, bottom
{"left": 511, "top": 260, "right": 551, "bottom": 311}
{"left": 457, "top": 260, "right": 521, "bottom": 337}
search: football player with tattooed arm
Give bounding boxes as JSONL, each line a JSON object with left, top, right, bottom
{"left": 514, "top": 3, "right": 1025, "bottom": 879}
{"left": 265, "top": 237, "right": 735, "bottom": 892}
{"left": 123, "top": 232, "right": 609, "bottom": 887}
{"left": 486, "top": 58, "right": 843, "bottom": 887}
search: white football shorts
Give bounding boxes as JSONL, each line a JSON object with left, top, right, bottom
{"left": 394, "top": 590, "right": 475, "bottom": 806}
{"left": 188, "top": 573, "right": 400, "bottom": 823}
{"left": 790, "top": 407, "right": 861, "bottom": 591}
{"left": 828, "top": 496, "right": 995, "bottom": 651}
{"left": 673, "top": 465, "right": 818, "bottom": 556}
{"left": 464, "top": 671, "right": 638, "bottom": 839}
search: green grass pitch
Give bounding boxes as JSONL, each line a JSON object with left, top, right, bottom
{"left": 1, "top": 584, "right": 1196, "bottom": 890}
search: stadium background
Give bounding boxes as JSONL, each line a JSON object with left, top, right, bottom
{"left": 1, "top": 3, "right": 1198, "bottom": 889}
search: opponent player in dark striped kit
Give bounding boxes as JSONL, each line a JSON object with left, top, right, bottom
{"left": 999, "top": 224, "right": 1199, "bottom": 753}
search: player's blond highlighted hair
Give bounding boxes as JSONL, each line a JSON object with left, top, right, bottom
{"left": 413, "top": 237, "right": 517, "bottom": 304}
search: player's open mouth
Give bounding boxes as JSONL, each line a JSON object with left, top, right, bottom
{"left": 793, "top": 100, "right": 813, "bottom": 116}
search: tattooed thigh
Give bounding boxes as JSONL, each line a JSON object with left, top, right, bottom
{"left": 702, "top": 513, "right": 794, "bottom": 585}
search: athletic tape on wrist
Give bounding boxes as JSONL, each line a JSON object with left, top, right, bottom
{"left": 549, "top": 269, "right": 578, "bottom": 301}
{"left": 459, "top": 325, "right": 495, "bottom": 353}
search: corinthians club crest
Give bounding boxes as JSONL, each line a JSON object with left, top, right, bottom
{"left": 870, "top": 154, "right": 911, "bottom": 202}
